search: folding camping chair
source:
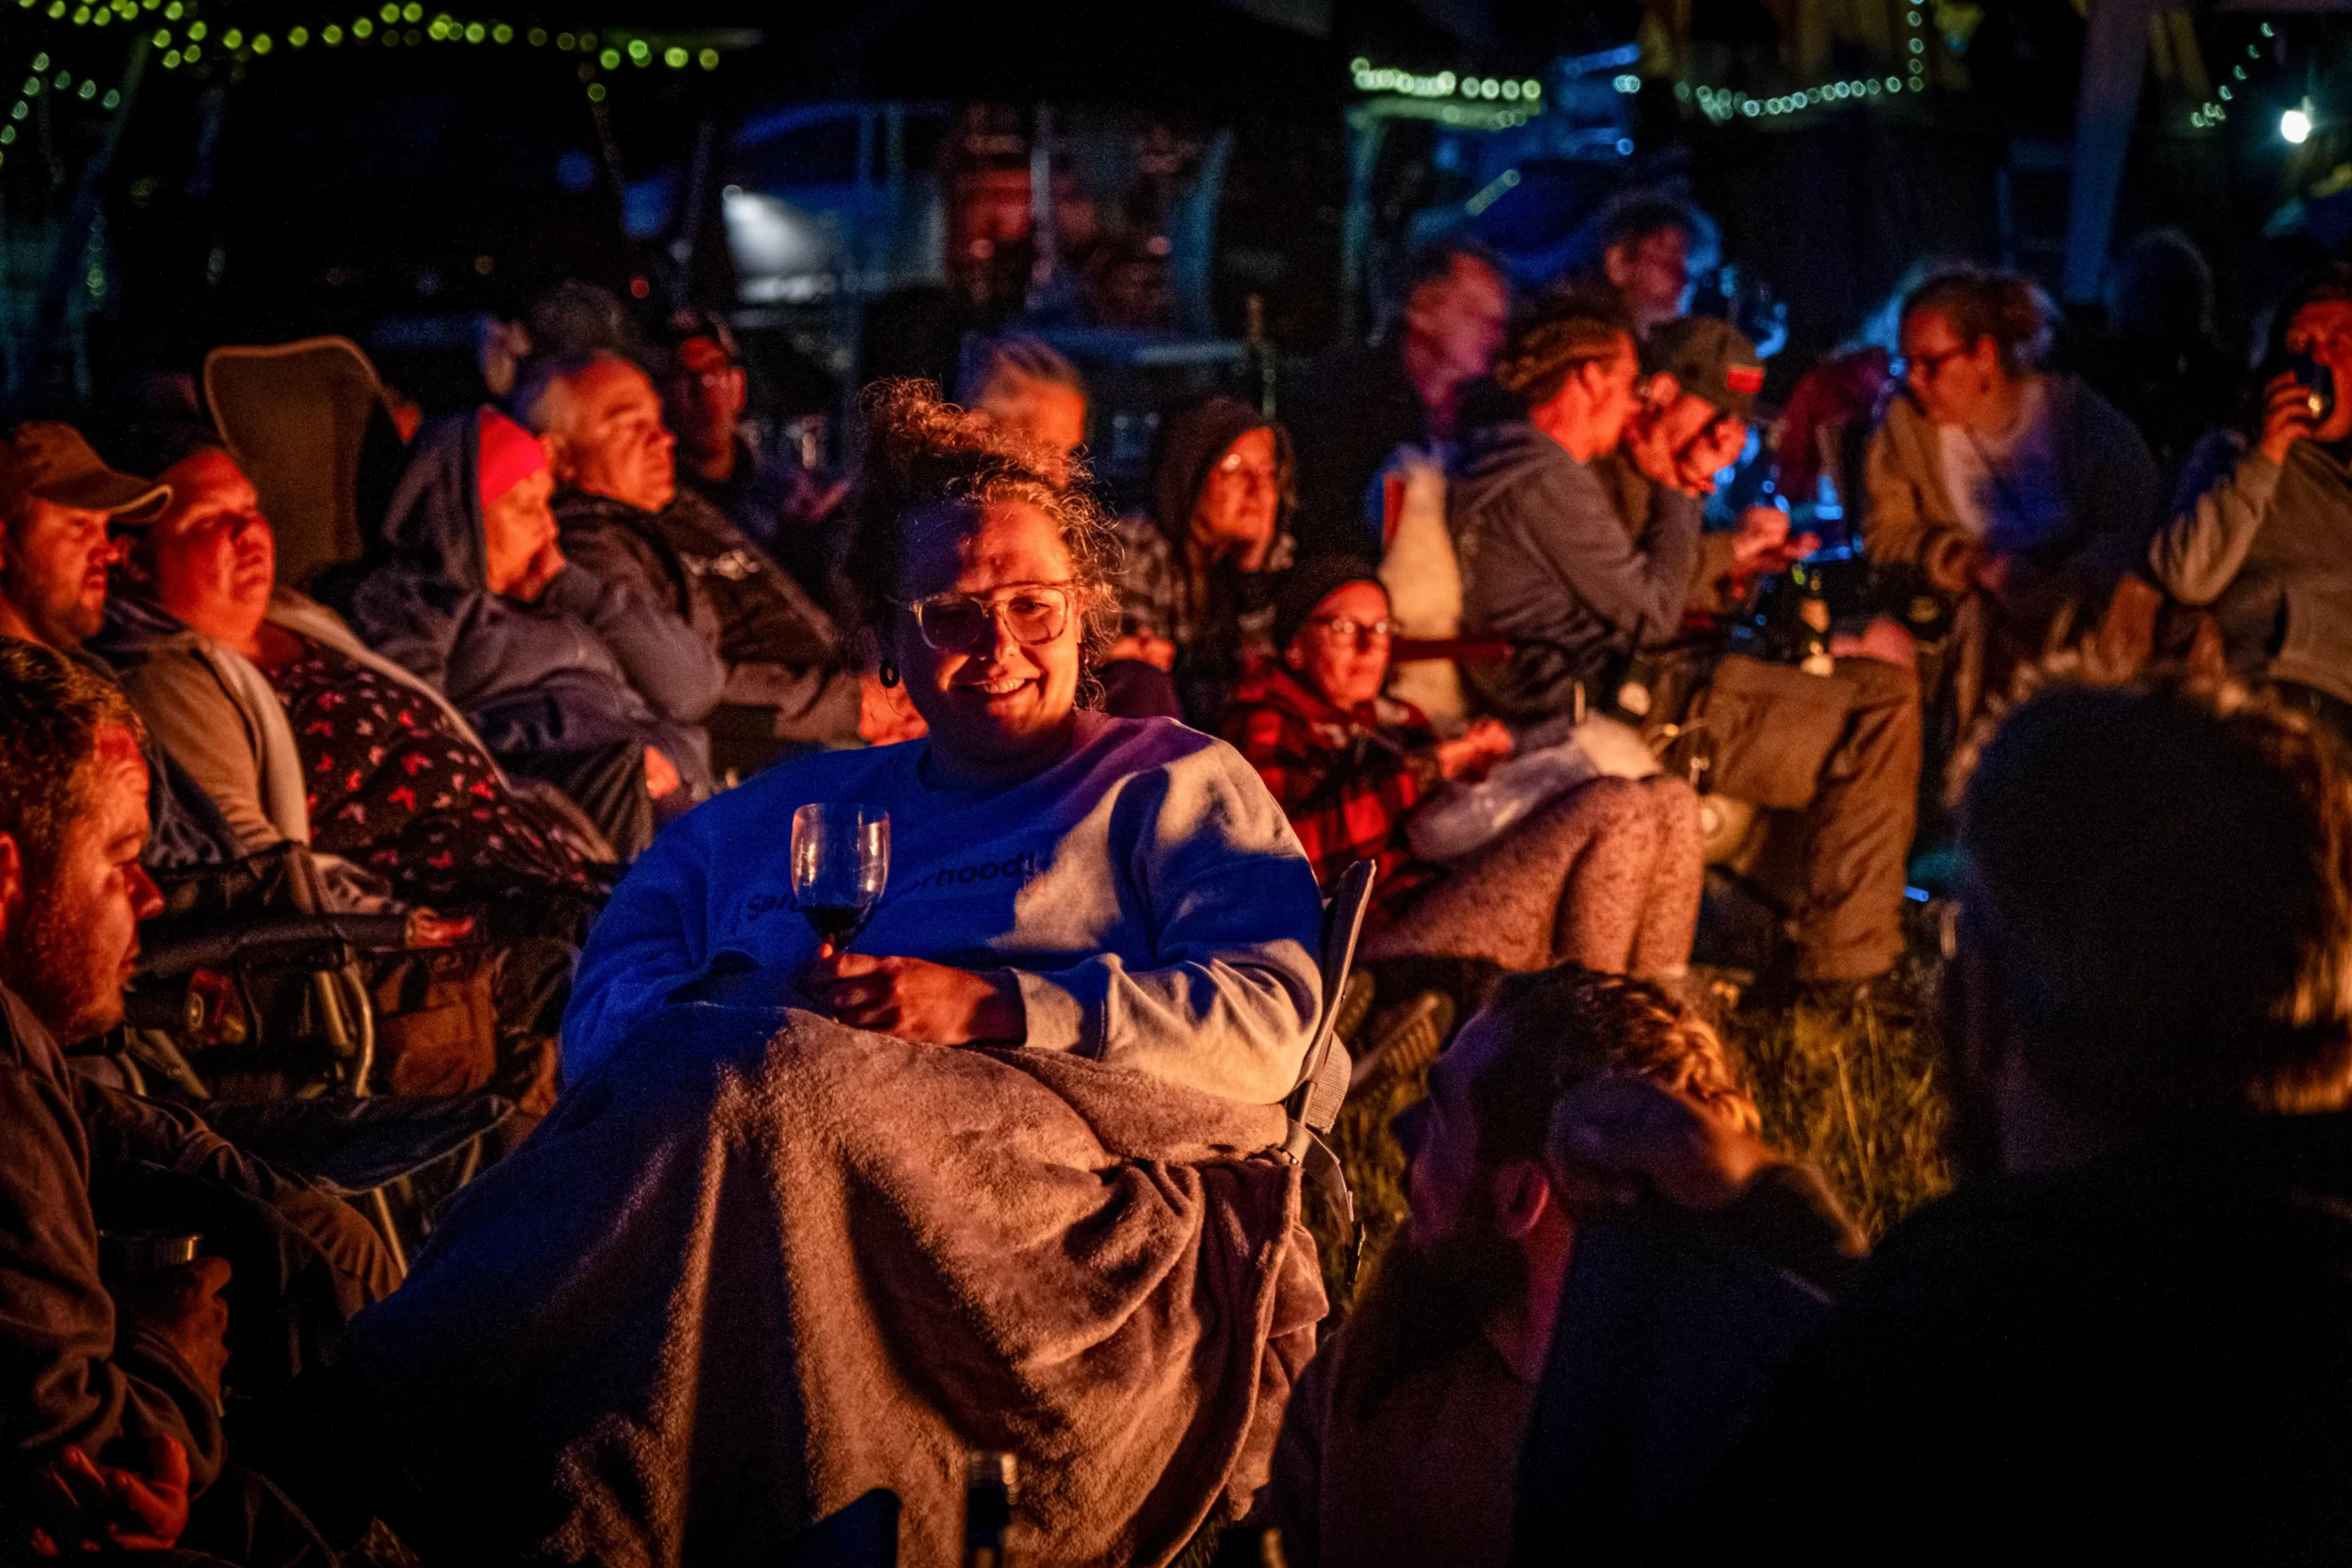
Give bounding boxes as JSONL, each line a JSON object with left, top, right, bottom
{"left": 1283, "top": 858, "right": 1378, "bottom": 1281}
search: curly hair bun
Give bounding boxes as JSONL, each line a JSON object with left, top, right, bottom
{"left": 840, "top": 380, "right": 1120, "bottom": 662}
{"left": 1901, "top": 264, "right": 2053, "bottom": 373}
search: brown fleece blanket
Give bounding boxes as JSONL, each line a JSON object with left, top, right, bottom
{"left": 348, "top": 1004, "right": 1326, "bottom": 1567}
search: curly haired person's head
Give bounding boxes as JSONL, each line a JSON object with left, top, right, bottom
{"left": 0, "top": 637, "right": 162, "bottom": 1043}
{"left": 1346, "top": 964, "right": 1757, "bottom": 1420}
{"left": 840, "top": 381, "right": 1122, "bottom": 778}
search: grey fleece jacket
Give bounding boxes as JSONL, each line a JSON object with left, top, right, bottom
{"left": 1450, "top": 419, "right": 1702, "bottom": 719}
{"left": 2149, "top": 434, "right": 2352, "bottom": 706}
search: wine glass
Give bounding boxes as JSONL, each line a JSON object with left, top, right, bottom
{"left": 790, "top": 804, "right": 889, "bottom": 952}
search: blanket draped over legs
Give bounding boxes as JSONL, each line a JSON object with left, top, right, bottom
{"left": 345, "top": 1006, "right": 1327, "bottom": 1568}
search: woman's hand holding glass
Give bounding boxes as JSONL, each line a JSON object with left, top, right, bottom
{"left": 787, "top": 801, "right": 1021, "bottom": 1044}
{"left": 797, "top": 951, "right": 1025, "bottom": 1045}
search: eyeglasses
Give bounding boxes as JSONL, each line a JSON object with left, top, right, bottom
{"left": 1306, "top": 615, "right": 1396, "bottom": 647}
{"left": 896, "top": 582, "right": 1075, "bottom": 651}
{"left": 1894, "top": 344, "right": 1973, "bottom": 382}
{"left": 1211, "top": 450, "right": 1278, "bottom": 489}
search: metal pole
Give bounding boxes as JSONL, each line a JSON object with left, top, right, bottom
{"left": 2063, "top": 0, "right": 2158, "bottom": 303}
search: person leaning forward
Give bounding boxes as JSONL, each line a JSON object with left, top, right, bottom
{"left": 1450, "top": 291, "right": 1920, "bottom": 987}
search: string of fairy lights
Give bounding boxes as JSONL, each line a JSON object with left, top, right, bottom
{"left": 1676, "top": 1, "right": 1936, "bottom": 123}
{"left": 2189, "top": 21, "right": 2276, "bottom": 132}
{"left": 0, "top": 0, "right": 739, "bottom": 168}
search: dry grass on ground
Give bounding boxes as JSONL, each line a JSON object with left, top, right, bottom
{"left": 1312, "top": 945, "right": 1955, "bottom": 1313}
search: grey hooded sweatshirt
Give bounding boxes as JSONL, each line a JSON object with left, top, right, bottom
{"left": 1449, "top": 418, "right": 1702, "bottom": 719}
{"left": 340, "top": 412, "right": 716, "bottom": 794}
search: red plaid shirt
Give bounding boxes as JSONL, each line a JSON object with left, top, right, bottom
{"left": 1223, "top": 661, "right": 1449, "bottom": 919}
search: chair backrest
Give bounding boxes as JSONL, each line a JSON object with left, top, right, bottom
{"left": 1284, "top": 858, "right": 1376, "bottom": 1160}
{"left": 204, "top": 336, "right": 388, "bottom": 590}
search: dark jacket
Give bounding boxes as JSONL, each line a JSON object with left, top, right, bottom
{"left": 555, "top": 487, "right": 859, "bottom": 746}
{"left": 2149, "top": 432, "right": 2352, "bottom": 708}
{"left": 1511, "top": 1168, "right": 1863, "bottom": 1568}
{"left": 340, "top": 413, "right": 713, "bottom": 792}
{"left": 1679, "top": 1112, "right": 2352, "bottom": 1564}
{"left": 1451, "top": 420, "right": 1702, "bottom": 719}
{"left": 0, "top": 987, "right": 392, "bottom": 1501}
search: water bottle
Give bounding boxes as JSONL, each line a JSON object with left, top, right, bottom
{"left": 1790, "top": 559, "right": 1835, "bottom": 675}
{"left": 963, "top": 1450, "right": 1016, "bottom": 1568}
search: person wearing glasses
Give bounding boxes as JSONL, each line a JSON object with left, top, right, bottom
{"left": 1864, "top": 265, "right": 2158, "bottom": 721}
{"left": 1107, "top": 394, "right": 1298, "bottom": 727}
{"left": 1453, "top": 291, "right": 1920, "bottom": 994}
{"left": 1227, "top": 557, "right": 1701, "bottom": 980}
{"left": 561, "top": 381, "right": 1326, "bottom": 1100}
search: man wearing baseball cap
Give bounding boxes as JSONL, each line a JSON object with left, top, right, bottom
{"left": 1634, "top": 317, "right": 1923, "bottom": 995}
{"left": 1457, "top": 299, "right": 1921, "bottom": 992}
{"left": 1608, "top": 317, "right": 1815, "bottom": 615}
{"left": 0, "top": 422, "right": 244, "bottom": 870}
{"left": 0, "top": 423, "right": 170, "bottom": 650}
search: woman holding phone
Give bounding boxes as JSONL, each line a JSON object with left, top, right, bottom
{"left": 562, "top": 381, "right": 1326, "bottom": 1102}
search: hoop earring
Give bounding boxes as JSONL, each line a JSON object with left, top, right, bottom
{"left": 877, "top": 660, "right": 900, "bottom": 689}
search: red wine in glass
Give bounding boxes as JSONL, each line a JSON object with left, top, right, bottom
{"left": 790, "top": 804, "right": 889, "bottom": 952}
{"left": 801, "top": 901, "right": 875, "bottom": 950}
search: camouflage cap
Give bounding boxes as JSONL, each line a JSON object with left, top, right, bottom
{"left": 1644, "top": 317, "right": 1767, "bottom": 421}
{"left": 0, "top": 423, "right": 170, "bottom": 522}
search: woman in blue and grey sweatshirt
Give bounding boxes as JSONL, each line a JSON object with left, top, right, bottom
{"left": 563, "top": 381, "right": 1327, "bottom": 1103}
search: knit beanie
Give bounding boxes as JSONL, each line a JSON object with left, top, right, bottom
{"left": 1273, "top": 553, "right": 1385, "bottom": 652}
{"left": 478, "top": 408, "right": 548, "bottom": 508}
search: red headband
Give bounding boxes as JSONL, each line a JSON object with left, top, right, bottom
{"left": 478, "top": 408, "right": 548, "bottom": 508}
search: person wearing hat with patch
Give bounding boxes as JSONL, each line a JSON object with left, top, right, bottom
{"left": 1615, "top": 317, "right": 1924, "bottom": 995}
{"left": 1596, "top": 317, "right": 1818, "bottom": 622}
{"left": 1453, "top": 296, "right": 1920, "bottom": 991}
{"left": 0, "top": 423, "right": 246, "bottom": 872}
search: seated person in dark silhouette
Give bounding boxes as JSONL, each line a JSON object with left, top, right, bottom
{"left": 0, "top": 640, "right": 394, "bottom": 1561}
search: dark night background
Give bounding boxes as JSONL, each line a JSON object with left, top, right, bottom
{"left": 3, "top": 0, "right": 2347, "bottom": 446}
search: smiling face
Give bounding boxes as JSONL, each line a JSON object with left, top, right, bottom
{"left": 1657, "top": 390, "right": 1751, "bottom": 480}
{"left": 0, "top": 498, "right": 118, "bottom": 650}
{"left": 149, "top": 450, "right": 276, "bottom": 652}
{"left": 0, "top": 723, "right": 161, "bottom": 1043}
{"left": 888, "top": 500, "right": 1084, "bottom": 781}
{"left": 1287, "top": 579, "right": 1392, "bottom": 709}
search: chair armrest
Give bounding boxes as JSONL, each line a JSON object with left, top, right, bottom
{"left": 137, "top": 912, "right": 417, "bottom": 980}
